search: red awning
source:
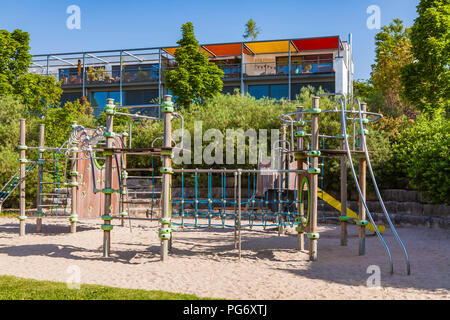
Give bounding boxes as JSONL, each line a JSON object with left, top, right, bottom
{"left": 291, "top": 37, "right": 341, "bottom": 51}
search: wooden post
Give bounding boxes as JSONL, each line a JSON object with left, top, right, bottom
{"left": 102, "top": 100, "right": 115, "bottom": 257}
{"left": 309, "top": 97, "right": 320, "bottom": 261}
{"left": 340, "top": 113, "right": 348, "bottom": 246}
{"left": 70, "top": 121, "right": 78, "bottom": 233}
{"left": 18, "top": 119, "right": 27, "bottom": 236}
{"left": 36, "top": 124, "right": 45, "bottom": 233}
{"left": 160, "top": 95, "right": 173, "bottom": 262}
{"left": 358, "top": 103, "right": 367, "bottom": 256}
{"left": 296, "top": 106, "right": 305, "bottom": 251}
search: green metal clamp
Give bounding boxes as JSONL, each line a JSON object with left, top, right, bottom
{"left": 159, "top": 217, "right": 172, "bottom": 226}
{"left": 69, "top": 214, "right": 78, "bottom": 222}
{"left": 38, "top": 148, "right": 46, "bottom": 153}
{"left": 294, "top": 131, "right": 306, "bottom": 137}
{"left": 161, "top": 101, "right": 174, "bottom": 113}
{"left": 121, "top": 171, "right": 128, "bottom": 179}
{"left": 308, "top": 168, "right": 321, "bottom": 174}
{"left": 337, "top": 134, "right": 349, "bottom": 140}
{"left": 17, "top": 145, "right": 28, "bottom": 150}
{"left": 103, "top": 150, "right": 114, "bottom": 156}
{"left": 160, "top": 167, "right": 174, "bottom": 174}
{"left": 309, "top": 108, "right": 321, "bottom": 114}
{"left": 69, "top": 171, "right": 79, "bottom": 176}
{"left": 19, "top": 158, "right": 28, "bottom": 163}
{"left": 104, "top": 132, "right": 116, "bottom": 139}
{"left": 70, "top": 146, "right": 79, "bottom": 153}
{"left": 338, "top": 216, "right": 350, "bottom": 222}
{"left": 120, "top": 211, "right": 128, "bottom": 217}
{"left": 307, "top": 233, "right": 320, "bottom": 240}
{"left": 122, "top": 132, "right": 129, "bottom": 137}
{"left": 295, "top": 226, "right": 304, "bottom": 233}
{"left": 17, "top": 215, "right": 27, "bottom": 221}
{"left": 68, "top": 181, "right": 79, "bottom": 187}
{"left": 356, "top": 220, "right": 369, "bottom": 227}
{"left": 101, "top": 224, "right": 114, "bottom": 231}
{"left": 308, "top": 150, "right": 321, "bottom": 157}
{"left": 295, "top": 120, "right": 306, "bottom": 126}
{"left": 104, "top": 105, "right": 116, "bottom": 115}
{"left": 102, "top": 188, "right": 115, "bottom": 194}
{"left": 101, "top": 214, "right": 113, "bottom": 221}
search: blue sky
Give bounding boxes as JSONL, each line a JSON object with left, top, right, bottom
{"left": 1, "top": 0, "right": 419, "bottom": 80}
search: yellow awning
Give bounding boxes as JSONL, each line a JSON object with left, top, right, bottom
{"left": 245, "top": 40, "right": 297, "bottom": 54}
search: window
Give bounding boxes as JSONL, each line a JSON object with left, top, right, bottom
{"left": 248, "top": 84, "right": 288, "bottom": 100}
{"left": 248, "top": 85, "right": 269, "bottom": 99}
{"left": 270, "top": 84, "right": 289, "bottom": 100}
{"left": 59, "top": 68, "right": 83, "bottom": 85}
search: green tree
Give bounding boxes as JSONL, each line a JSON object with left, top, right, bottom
{"left": 243, "top": 19, "right": 261, "bottom": 41}
{"left": 402, "top": 0, "right": 450, "bottom": 113}
{"left": 164, "top": 22, "right": 224, "bottom": 108}
{"left": 0, "top": 29, "right": 62, "bottom": 115}
{"left": 370, "top": 19, "right": 416, "bottom": 118}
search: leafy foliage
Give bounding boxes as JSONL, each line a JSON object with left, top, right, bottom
{"left": 391, "top": 110, "right": 449, "bottom": 204}
{"left": 0, "top": 29, "right": 62, "bottom": 115}
{"left": 401, "top": 0, "right": 450, "bottom": 113}
{"left": 164, "top": 22, "right": 224, "bottom": 108}
{"left": 371, "top": 19, "right": 416, "bottom": 118}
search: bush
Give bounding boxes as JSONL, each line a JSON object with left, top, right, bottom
{"left": 391, "top": 109, "right": 449, "bottom": 204}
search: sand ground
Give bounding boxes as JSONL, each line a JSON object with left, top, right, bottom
{"left": 0, "top": 217, "right": 448, "bottom": 300}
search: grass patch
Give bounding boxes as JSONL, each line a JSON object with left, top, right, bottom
{"left": 0, "top": 211, "right": 19, "bottom": 218}
{"left": 0, "top": 275, "right": 215, "bottom": 300}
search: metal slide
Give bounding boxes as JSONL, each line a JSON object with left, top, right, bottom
{"left": 355, "top": 99, "right": 411, "bottom": 275}
{"left": 338, "top": 98, "right": 395, "bottom": 275}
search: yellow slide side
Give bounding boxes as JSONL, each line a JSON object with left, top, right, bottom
{"left": 317, "top": 188, "right": 386, "bottom": 233}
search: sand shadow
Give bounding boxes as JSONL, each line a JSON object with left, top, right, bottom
{"left": 0, "top": 222, "right": 97, "bottom": 236}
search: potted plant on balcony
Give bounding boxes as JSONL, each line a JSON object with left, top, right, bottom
{"left": 137, "top": 67, "right": 148, "bottom": 81}
{"left": 87, "top": 68, "right": 96, "bottom": 82}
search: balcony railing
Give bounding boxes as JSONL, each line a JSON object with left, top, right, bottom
{"left": 54, "top": 59, "right": 333, "bottom": 87}
{"left": 244, "top": 59, "right": 334, "bottom": 77}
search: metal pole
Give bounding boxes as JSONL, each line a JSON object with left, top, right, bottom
{"left": 158, "top": 48, "right": 162, "bottom": 118}
{"left": 36, "top": 124, "right": 45, "bottom": 232}
{"left": 18, "top": 119, "right": 27, "bottom": 236}
{"left": 102, "top": 99, "right": 115, "bottom": 257}
{"left": 358, "top": 103, "right": 367, "bottom": 256}
{"left": 82, "top": 53, "right": 86, "bottom": 98}
{"left": 288, "top": 41, "right": 291, "bottom": 100}
{"left": 309, "top": 97, "right": 320, "bottom": 261}
{"left": 160, "top": 95, "right": 173, "bottom": 262}
{"left": 240, "top": 42, "right": 244, "bottom": 94}
{"left": 119, "top": 51, "right": 123, "bottom": 106}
